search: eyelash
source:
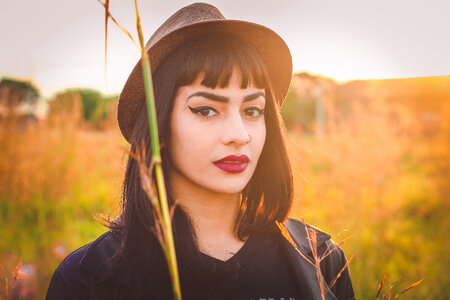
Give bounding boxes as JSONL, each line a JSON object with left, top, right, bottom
{"left": 244, "top": 106, "right": 265, "bottom": 117}
{"left": 188, "top": 106, "right": 218, "bottom": 118}
{"left": 188, "top": 105, "right": 265, "bottom": 119}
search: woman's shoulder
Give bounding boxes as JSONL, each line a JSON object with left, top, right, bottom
{"left": 46, "top": 231, "right": 121, "bottom": 299}
{"left": 283, "top": 218, "right": 332, "bottom": 252}
{"left": 62, "top": 231, "right": 119, "bottom": 271}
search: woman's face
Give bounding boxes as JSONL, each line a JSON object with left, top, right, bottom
{"left": 168, "top": 69, "right": 266, "bottom": 195}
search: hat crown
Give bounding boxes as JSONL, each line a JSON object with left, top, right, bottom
{"left": 146, "top": 3, "right": 225, "bottom": 50}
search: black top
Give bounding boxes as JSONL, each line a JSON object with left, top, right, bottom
{"left": 46, "top": 218, "right": 355, "bottom": 300}
{"left": 174, "top": 229, "right": 301, "bottom": 300}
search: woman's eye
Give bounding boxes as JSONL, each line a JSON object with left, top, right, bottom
{"left": 188, "top": 106, "right": 218, "bottom": 118}
{"left": 244, "top": 107, "right": 264, "bottom": 117}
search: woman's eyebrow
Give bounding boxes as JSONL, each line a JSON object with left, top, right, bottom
{"left": 186, "top": 91, "right": 265, "bottom": 103}
{"left": 244, "top": 91, "right": 265, "bottom": 101}
{"left": 187, "top": 91, "right": 228, "bottom": 102}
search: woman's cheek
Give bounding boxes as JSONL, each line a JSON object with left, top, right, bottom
{"left": 252, "top": 120, "right": 266, "bottom": 158}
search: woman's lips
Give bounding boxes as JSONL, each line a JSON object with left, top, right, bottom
{"left": 213, "top": 155, "right": 249, "bottom": 173}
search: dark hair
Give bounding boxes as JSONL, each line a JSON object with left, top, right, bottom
{"left": 107, "top": 33, "right": 292, "bottom": 278}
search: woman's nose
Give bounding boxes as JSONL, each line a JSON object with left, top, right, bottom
{"left": 222, "top": 113, "right": 249, "bottom": 146}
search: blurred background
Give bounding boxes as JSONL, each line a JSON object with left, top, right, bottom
{"left": 1, "top": 0, "right": 449, "bottom": 299}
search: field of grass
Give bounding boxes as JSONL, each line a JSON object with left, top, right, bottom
{"left": 0, "top": 111, "right": 124, "bottom": 299}
{"left": 0, "top": 80, "right": 449, "bottom": 299}
{"left": 287, "top": 99, "right": 450, "bottom": 299}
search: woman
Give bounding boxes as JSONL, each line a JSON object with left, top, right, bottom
{"left": 46, "top": 3, "right": 354, "bottom": 300}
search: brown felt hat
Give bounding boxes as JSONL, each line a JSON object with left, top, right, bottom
{"left": 118, "top": 2, "right": 292, "bottom": 143}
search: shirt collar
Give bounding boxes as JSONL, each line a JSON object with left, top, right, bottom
{"left": 281, "top": 217, "right": 337, "bottom": 300}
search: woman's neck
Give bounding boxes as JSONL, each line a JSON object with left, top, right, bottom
{"left": 169, "top": 174, "right": 245, "bottom": 260}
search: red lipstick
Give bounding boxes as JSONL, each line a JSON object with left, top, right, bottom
{"left": 213, "top": 155, "right": 249, "bottom": 173}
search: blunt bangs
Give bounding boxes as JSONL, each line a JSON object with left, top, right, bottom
{"left": 173, "top": 33, "right": 267, "bottom": 90}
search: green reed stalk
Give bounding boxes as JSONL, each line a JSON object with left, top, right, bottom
{"left": 134, "top": 1, "right": 182, "bottom": 299}
{"left": 140, "top": 49, "right": 182, "bottom": 300}
{"left": 99, "top": 0, "right": 182, "bottom": 297}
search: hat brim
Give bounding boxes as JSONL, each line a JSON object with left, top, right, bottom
{"left": 118, "top": 19, "right": 292, "bottom": 143}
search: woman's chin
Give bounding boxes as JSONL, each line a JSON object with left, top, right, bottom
{"left": 192, "top": 175, "right": 247, "bottom": 195}
{"left": 205, "top": 172, "right": 254, "bottom": 194}
{"left": 205, "top": 180, "right": 250, "bottom": 195}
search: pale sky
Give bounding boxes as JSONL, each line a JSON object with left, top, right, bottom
{"left": 1, "top": 0, "right": 449, "bottom": 98}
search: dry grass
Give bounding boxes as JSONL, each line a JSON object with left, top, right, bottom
{"left": 376, "top": 273, "right": 423, "bottom": 300}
